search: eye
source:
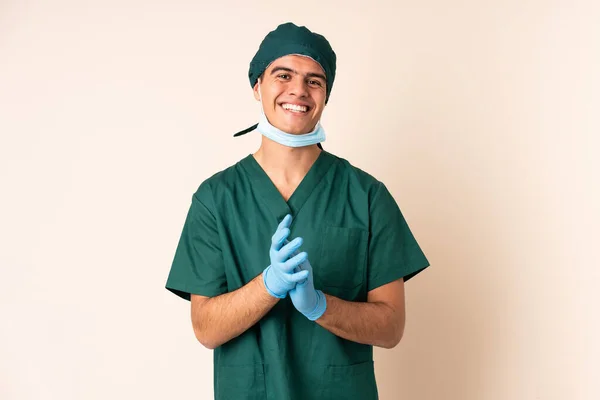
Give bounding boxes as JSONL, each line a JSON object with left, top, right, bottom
{"left": 278, "top": 74, "right": 291, "bottom": 80}
{"left": 308, "top": 79, "right": 323, "bottom": 87}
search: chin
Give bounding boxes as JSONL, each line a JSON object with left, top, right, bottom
{"left": 287, "top": 124, "right": 315, "bottom": 135}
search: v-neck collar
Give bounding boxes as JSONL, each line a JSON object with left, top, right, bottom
{"left": 240, "top": 150, "right": 336, "bottom": 220}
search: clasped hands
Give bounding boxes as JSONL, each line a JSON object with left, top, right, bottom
{"left": 262, "top": 214, "right": 327, "bottom": 321}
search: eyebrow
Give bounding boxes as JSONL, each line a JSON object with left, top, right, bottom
{"left": 270, "top": 66, "right": 326, "bottom": 81}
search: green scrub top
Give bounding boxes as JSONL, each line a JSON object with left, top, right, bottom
{"left": 165, "top": 150, "right": 429, "bottom": 400}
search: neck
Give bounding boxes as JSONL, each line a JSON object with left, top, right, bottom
{"left": 253, "top": 136, "right": 322, "bottom": 183}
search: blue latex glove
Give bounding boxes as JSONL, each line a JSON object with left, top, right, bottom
{"left": 289, "top": 255, "right": 327, "bottom": 321}
{"left": 262, "top": 215, "right": 310, "bottom": 299}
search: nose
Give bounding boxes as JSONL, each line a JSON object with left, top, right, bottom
{"left": 288, "top": 76, "right": 309, "bottom": 98}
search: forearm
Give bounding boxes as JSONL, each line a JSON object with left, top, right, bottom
{"left": 192, "top": 273, "right": 278, "bottom": 349}
{"left": 315, "top": 294, "right": 405, "bottom": 349}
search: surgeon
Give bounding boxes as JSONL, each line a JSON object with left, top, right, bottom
{"left": 165, "top": 22, "right": 430, "bottom": 400}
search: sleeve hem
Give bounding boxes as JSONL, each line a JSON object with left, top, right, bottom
{"left": 367, "top": 262, "right": 430, "bottom": 292}
{"left": 165, "top": 280, "right": 227, "bottom": 301}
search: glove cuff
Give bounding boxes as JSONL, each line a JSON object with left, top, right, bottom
{"left": 263, "top": 266, "right": 287, "bottom": 299}
{"left": 304, "top": 290, "right": 327, "bottom": 321}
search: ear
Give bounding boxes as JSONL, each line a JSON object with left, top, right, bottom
{"left": 253, "top": 82, "right": 260, "bottom": 101}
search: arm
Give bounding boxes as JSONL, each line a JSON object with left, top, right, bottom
{"left": 315, "top": 278, "right": 406, "bottom": 349}
{"left": 190, "top": 214, "right": 308, "bottom": 350}
{"left": 293, "top": 183, "right": 426, "bottom": 347}
{"left": 191, "top": 273, "right": 278, "bottom": 349}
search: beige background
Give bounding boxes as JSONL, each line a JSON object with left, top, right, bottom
{"left": 1, "top": 0, "right": 599, "bottom": 399}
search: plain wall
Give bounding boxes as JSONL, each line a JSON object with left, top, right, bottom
{"left": 1, "top": 1, "right": 598, "bottom": 399}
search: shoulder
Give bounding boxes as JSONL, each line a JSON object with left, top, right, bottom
{"left": 191, "top": 157, "right": 248, "bottom": 209}
{"left": 327, "top": 152, "right": 384, "bottom": 199}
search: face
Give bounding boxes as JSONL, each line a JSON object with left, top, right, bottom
{"left": 253, "top": 54, "right": 327, "bottom": 135}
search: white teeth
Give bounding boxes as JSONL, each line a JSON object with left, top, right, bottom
{"left": 282, "top": 103, "right": 308, "bottom": 112}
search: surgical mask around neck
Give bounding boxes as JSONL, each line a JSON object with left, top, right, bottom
{"left": 256, "top": 82, "right": 326, "bottom": 148}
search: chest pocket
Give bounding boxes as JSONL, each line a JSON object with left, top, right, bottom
{"left": 315, "top": 225, "right": 368, "bottom": 300}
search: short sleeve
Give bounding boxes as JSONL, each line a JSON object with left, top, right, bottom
{"left": 367, "top": 182, "right": 430, "bottom": 291}
{"left": 165, "top": 184, "right": 227, "bottom": 301}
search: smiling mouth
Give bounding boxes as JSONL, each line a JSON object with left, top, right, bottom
{"left": 280, "top": 103, "right": 310, "bottom": 113}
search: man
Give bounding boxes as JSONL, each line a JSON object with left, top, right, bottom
{"left": 165, "top": 22, "right": 430, "bottom": 400}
